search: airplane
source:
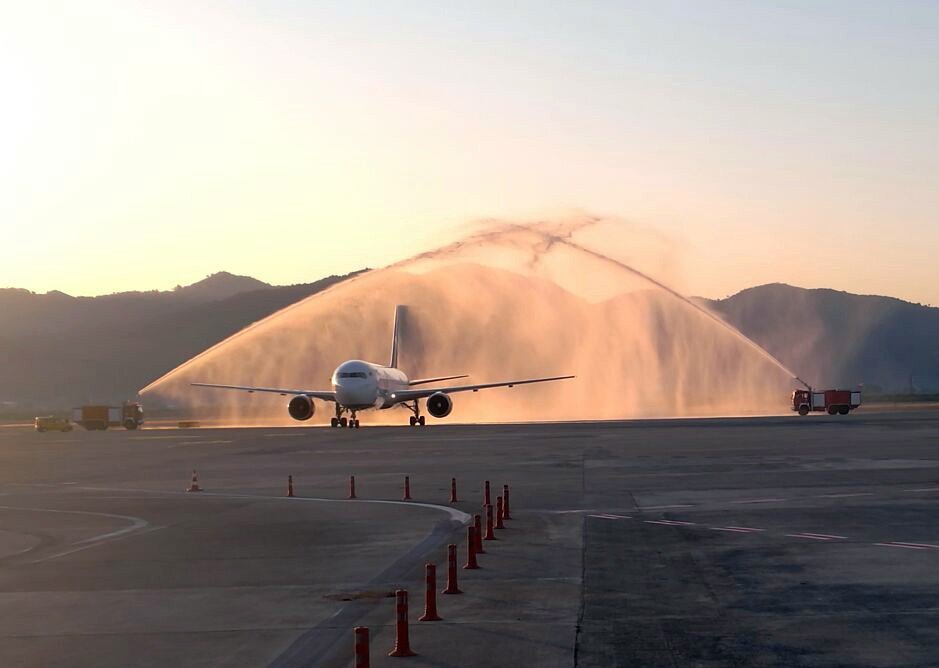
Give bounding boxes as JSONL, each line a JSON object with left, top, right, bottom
{"left": 191, "top": 305, "right": 574, "bottom": 428}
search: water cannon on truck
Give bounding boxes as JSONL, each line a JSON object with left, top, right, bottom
{"left": 791, "top": 387, "right": 861, "bottom": 416}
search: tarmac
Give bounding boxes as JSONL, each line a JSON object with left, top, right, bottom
{"left": 0, "top": 410, "right": 937, "bottom": 666}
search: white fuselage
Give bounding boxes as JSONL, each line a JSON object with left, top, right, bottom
{"left": 331, "top": 359, "right": 409, "bottom": 410}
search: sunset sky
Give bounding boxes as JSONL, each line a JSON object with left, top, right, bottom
{"left": 2, "top": 1, "right": 937, "bottom": 303}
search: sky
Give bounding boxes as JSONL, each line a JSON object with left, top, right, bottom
{"left": 2, "top": 0, "right": 937, "bottom": 303}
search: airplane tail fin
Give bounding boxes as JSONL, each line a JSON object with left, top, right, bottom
{"left": 389, "top": 305, "right": 406, "bottom": 369}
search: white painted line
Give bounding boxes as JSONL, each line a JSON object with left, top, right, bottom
{"left": 642, "top": 504, "right": 695, "bottom": 510}
{"left": 818, "top": 493, "right": 873, "bottom": 499}
{"left": 605, "top": 514, "right": 632, "bottom": 519}
{"left": 724, "top": 526, "right": 765, "bottom": 532}
{"left": 593, "top": 513, "right": 626, "bottom": 519}
{"left": 875, "top": 542, "right": 928, "bottom": 550}
{"left": 889, "top": 542, "right": 939, "bottom": 550}
{"left": 731, "top": 498, "right": 787, "bottom": 504}
{"left": 786, "top": 533, "right": 835, "bottom": 541}
{"left": 905, "top": 488, "right": 939, "bottom": 493}
{"left": 588, "top": 514, "right": 620, "bottom": 520}
{"left": 645, "top": 519, "right": 696, "bottom": 527}
{"left": 710, "top": 527, "right": 758, "bottom": 533}
{"left": 0, "top": 505, "right": 152, "bottom": 563}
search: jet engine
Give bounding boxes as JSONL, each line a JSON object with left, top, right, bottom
{"left": 287, "top": 395, "right": 315, "bottom": 421}
{"left": 426, "top": 392, "right": 453, "bottom": 419}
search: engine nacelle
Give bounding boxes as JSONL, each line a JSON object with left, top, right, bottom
{"left": 426, "top": 392, "right": 453, "bottom": 419}
{"left": 287, "top": 395, "right": 315, "bottom": 421}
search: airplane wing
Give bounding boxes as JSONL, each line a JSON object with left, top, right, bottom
{"left": 408, "top": 374, "right": 469, "bottom": 387}
{"left": 390, "top": 375, "right": 574, "bottom": 402}
{"left": 191, "top": 383, "right": 336, "bottom": 402}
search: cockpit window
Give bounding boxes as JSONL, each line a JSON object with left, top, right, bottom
{"left": 338, "top": 372, "right": 368, "bottom": 379}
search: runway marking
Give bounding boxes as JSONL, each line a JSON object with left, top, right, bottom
{"left": 0, "top": 505, "right": 152, "bottom": 563}
{"left": 785, "top": 533, "right": 842, "bottom": 541}
{"left": 875, "top": 542, "right": 929, "bottom": 550}
{"left": 605, "top": 514, "right": 632, "bottom": 519}
{"left": 168, "top": 439, "right": 234, "bottom": 447}
{"left": 818, "top": 493, "right": 874, "bottom": 499}
{"left": 710, "top": 526, "right": 762, "bottom": 533}
{"left": 73, "top": 485, "right": 472, "bottom": 524}
{"left": 905, "top": 488, "right": 939, "bottom": 493}
{"left": 731, "top": 498, "right": 787, "bottom": 504}
{"left": 887, "top": 542, "right": 939, "bottom": 550}
{"left": 588, "top": 514, "right": 621, "bottom": 520}
{"left": 645, "top": 519, "right": 696, "bottom": 527}
{"left": 642, "top": 504, "right": 695, "bottom": 510}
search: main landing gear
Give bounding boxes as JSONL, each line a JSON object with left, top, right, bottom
{"left": 330, "top": 407, "right": 360, "bottom": 428}
{"left": 406, "top": 401, "right": 426, "bottom": 427}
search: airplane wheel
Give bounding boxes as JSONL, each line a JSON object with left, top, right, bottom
{"left": 418, "top": 416, "right": 426, "bottom": 426}
{"left": 354, "top": 420, "right": 360, "bottom": 428}
{"left": 340, "top": 417, "right": 348, "bottom": 428}
{"left": 330, "top": 417, "right": 338, "bottom": 428}
{"left": 409, "top": 416, "right": 416, "bottom": 427}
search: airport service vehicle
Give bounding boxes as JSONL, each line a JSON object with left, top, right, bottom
{"left": 791, "top": 389, "right": 861, "bottom": 416}
{"left": 34, "top": 416, "right": 73, "bottom": 433}
{"left": 192, "top": 305, "right": 574, "bottom": 428}
{"left": 71, "top": 402, "right": 145, "bottom": 430}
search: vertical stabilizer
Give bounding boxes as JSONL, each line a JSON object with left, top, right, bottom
{"left": 389, "top": 305, "right": 406, "bottom": 369}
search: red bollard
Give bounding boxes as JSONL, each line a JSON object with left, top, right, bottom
{"left": 388, "top": 590, "right": 416, "bottom": 657}
{"left": 418, "top": 563, "right": 441, "bottom": 621}
{"left": 496, "top": 496, "right": 505, "bottom": 529}
{"left": 449, "top": 477, "right": 458, "bottom": 503}
{"left": 286, "top": 475, "right": 295, "bottom": 498}
{"left": 186, "top": 470, "right": 202, "bottom": 492}
{"left": 484, "top": 480, "right": 491, "bottom": 506}
{"left": 403, "top": 476, "right": 412, "bottom": 501}
{"left": 354, "top": 626, "right": 369, "bottom": 667}
{"left": 502, "top": 484, "right": 511, "bottom": 519}
{"left": 484, "top": 504, "right": 497, "bottom": 540}
{"left": 474, "top": 514, "right": 485, "bottom": 554}
{"left": 349, "top": 475, "right": 357, "bottom": 499}
{"left": 463, "top": 527, "right": 479, "bottom": 569}
{"left": 443, "top": 544, "right": 462, "bottom": 593}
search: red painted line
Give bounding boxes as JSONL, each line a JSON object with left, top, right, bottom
{"left": 785, "top": 533, "right": 834, "bottom": 541}
{"left": 875, "top": 542, "right": 928, "bottom": 550}
{"left": 644, "top": 519, "right": 696, "bottom": 527}
{"left": 710, "top": 527, "right": 757, "bottom": 533}
{"left": 890, "top": 542, "right": 939, "bottom": 550}
{"left": 796, "top": 532, "right": 847, "bottom": 540}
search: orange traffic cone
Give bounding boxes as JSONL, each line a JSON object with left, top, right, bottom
{"left": 187, "top": 470, "right": 202, "bottom": 492}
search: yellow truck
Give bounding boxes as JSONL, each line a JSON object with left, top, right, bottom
{"left": 34, "top": 416, "right": 73, "bottom": 433}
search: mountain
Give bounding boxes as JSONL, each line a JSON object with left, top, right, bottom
{"left": 173, "top": 272, "right": 271, "bottom": 301}
{"left": 0, "top": 271, "right": 363, "bottom": 409}
{"left": 1, "top": 275, "right": 936, "bottom": 413}
{"left": 704, "top": 283, "right": 939, "bottom": 393}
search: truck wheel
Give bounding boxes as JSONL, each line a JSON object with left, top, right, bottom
{"left": 124, "top": 420, "right": 137, "bottom": 430}
{"left": 839, "top": 406, "right": 849, "bottom": 415}
{"left": 798, "top": 406, "right": 809, "bottom": 416}
{"left": 827, "top": 407, "right": 837, "bottom": 415}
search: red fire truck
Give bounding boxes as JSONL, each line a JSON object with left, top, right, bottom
{"left": 791, "top": 389, "right": 861, "bottom": 416}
